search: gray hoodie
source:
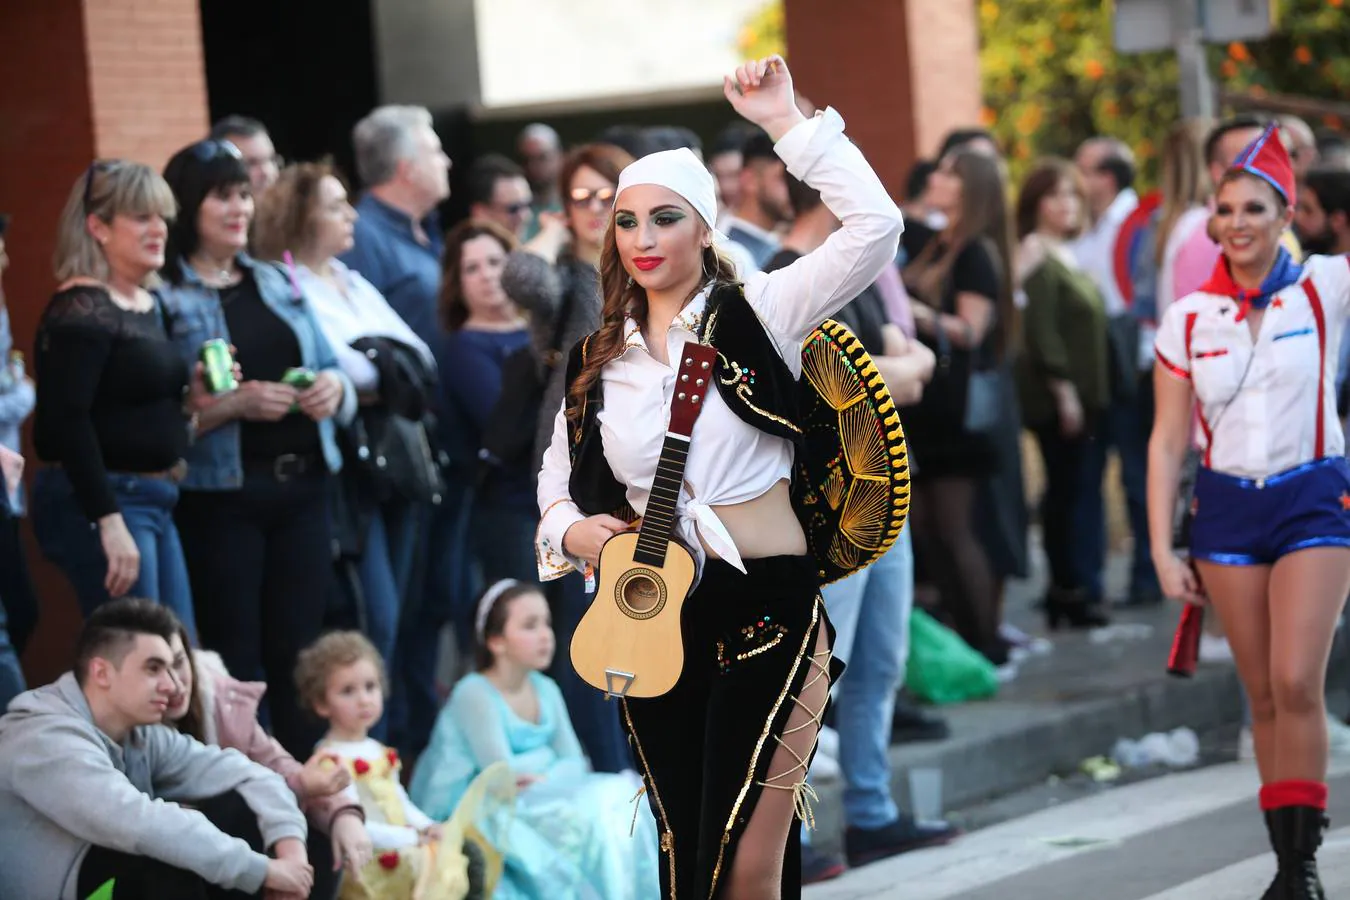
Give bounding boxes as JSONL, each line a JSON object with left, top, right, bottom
{"left": 0, "top": 672, "right": 307, "bottom": 900}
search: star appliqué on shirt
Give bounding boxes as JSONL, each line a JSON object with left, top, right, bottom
{"left": 1339, "top": 491, "right": 1350, "bottom": 512}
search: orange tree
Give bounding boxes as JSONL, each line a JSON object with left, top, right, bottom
{"left": 739, "top": 0, "right": 1349, "bottom": 186}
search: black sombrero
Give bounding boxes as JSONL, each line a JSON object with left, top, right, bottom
{"left": 793, "top": 319, "right": 911, "bottom": 585}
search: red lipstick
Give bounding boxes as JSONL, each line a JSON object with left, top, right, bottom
{"left": 633, "top": 257, "right": 664, "bottom": 271}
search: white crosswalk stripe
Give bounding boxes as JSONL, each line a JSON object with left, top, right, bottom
{"left": 807, "top": 760, "right": 1350, "bottom": 900}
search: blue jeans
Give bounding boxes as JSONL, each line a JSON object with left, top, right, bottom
{"left": 362, "top": 500, "right": 417, "bottom": 742}
{"left": 0, "top": 597, "right": 25, "bottom": 711}
{"left": 32, "top": 468, "right": 197, "bottom": 639}
{"left": 1104, "top": 376, "right": 1159, "bottom": 596}
{"left": 807, "top": 527, "right": 914, "bottom": 836}
{"left": 390, "top": 480, "right": 475, "bottom": 760}
{"left": 547, "top": 572, "right": 631, "bottom": 773}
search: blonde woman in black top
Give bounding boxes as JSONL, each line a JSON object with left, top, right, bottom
{"left": 32, "top": 161, "right": 208, "bottom": 636}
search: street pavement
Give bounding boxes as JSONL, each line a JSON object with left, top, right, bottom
{"left": 806, "top": 760, "right": 1350, "bottom": 899}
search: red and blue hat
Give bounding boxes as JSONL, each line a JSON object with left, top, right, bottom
{"left": 1229, "top": 122, "right": 1296, "bottom": 206}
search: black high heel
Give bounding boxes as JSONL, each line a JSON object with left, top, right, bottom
{"left": 1044, "top": 587, "right": 1111, "bottom": 631}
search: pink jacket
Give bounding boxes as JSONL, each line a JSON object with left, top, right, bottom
{"left": 195, "top": 650, "right": 362, "bottom": 832}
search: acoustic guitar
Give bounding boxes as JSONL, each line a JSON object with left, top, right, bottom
{"left": 570, "top": 341, "right": 718, "bottom": 699}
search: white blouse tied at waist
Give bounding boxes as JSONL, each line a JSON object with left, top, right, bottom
{"left": 1154, "top": 253, "right": 1350, "bottom": 480}
{"left": 295, "top": 258, "right": 436, "bottom": 391}
{"left": 535, "top": 107, "right": 905, "bottom": 581}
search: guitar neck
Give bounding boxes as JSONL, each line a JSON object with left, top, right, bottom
{"left": 633, "top": 433, "right": 690, "bottom": 566}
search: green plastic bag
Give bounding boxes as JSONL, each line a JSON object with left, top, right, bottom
{"left": 85, "top": 880, "right": 115, "bottom": 900}
{"left": 904, "top": 609, "right": 999, "bottom": 705}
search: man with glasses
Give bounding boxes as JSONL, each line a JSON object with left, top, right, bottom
{"left": 465, "top": 154, "right": 534, "bottom": 240}
{"left": 210, "top": 116, "right": 281, "bottom": 198}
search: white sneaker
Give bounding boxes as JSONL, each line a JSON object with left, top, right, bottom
{"left": 1198, "top": 634, "right": 1234, "bottom": 663}
{"left": 1327, "top": 713, "right": 1350, "bottom": 757}
{"left": 1238, "top": 726, "right": 1256, "bottom": 761}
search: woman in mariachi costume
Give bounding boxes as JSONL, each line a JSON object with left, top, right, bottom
{"left": 1150, "top": 124, "right": 1350, "bottom": 899}
{"left": 535, "top": 56, "right": 906, "bottom": 900}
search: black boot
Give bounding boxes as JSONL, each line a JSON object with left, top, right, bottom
{"left": 1262, "top": 806, "right": 1329, "bottom": 899}
{"left": 1044, "top": 587, "right": 1110, "bottom": 631}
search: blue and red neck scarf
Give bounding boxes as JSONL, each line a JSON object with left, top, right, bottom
{"left": 1200, "top": 247, "right": 1303, "bottom": 322}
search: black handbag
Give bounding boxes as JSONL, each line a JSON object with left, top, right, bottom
{"left": 351, "top": 409, "right": 446, "bottom": 506}
{"left": 346, "top": 337, "right": 446, "bottom": 506}
{"left": 930, "top": 323, "right": 999, "bottom": 435}
{"left": 478, "top": 277, "right": 577, "bottom": 474}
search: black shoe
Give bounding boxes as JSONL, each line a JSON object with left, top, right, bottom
{"left": 844, "top": 815, "right": 962, "bottom": 868}
{"left": 801, "top": 844, "right": 847, "bottom": 885}
{"left": 1262, "top": 806, "right": 1328, "bottom": 899}
{"left": 892, "top": 697, "right": 951, "bottom": 744}
{"left": 1045, "top": 587, "right": 1111, "bottom": 631}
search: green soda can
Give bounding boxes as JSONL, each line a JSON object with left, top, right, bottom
{"left": 199, "top": 339, "right": 237, "bottom": 393}
{"left": 281, "top": 367, "right": 317, "bottom": 390}
{"left": 282, "top": 367, "right": 316, "bottom": 412}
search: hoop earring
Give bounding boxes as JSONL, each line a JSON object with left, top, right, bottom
{"left": 701, "top": 250, "right": 714, "bottom": 284}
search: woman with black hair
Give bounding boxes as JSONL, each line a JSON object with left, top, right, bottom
{"left": 156, "top": 138, "right": 356, "bottom": 755}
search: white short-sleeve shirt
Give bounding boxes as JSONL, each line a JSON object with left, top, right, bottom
{"left": 1155, "top": 253, "right": 1350, "bottom": 479}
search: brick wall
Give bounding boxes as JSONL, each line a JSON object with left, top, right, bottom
{"left": 0, "top": 0, "right": 209, "bottom": 683}
{"left": 784, "top": 0, "right": 982, "bottom": 197}
{"left": 84, "top": 0, "right": 210, "bottom": 165}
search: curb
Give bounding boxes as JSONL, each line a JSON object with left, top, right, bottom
{"left": 807, "top": 635, "right": 1350, "bottom": 853}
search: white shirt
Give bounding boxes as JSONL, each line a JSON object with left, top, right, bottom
{"left": 296, "top": 259, "right": 435, "bottom": 391}
{"left": 1155, "top": 254, "right": 1350, "bottom": 479}
{"left": 536, "top": 108, "right": 904, "bottom": 580}
{"left": 1071, "top": 187, "right": 1138, "bottom": 317}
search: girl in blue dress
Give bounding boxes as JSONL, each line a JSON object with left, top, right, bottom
{"left": 410, "top": 580, "right": 660, "bottom": 899}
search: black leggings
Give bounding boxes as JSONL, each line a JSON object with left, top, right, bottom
{"left": 623, "top": 555, "right": 841, "bottom": 899}
{"left": 76, "top": 791, "right": 264, "bottom": 899}
{"left": 911, "top": 476, "right": 1000, "bottom": 657}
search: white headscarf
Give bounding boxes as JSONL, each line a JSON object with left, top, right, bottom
{"left": 615, "top": 148, "right": 729, "bottom": 244}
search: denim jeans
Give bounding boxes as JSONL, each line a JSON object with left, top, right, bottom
{"left": 548, "top": 572, "right": 632, "bottom": 773}
{"left": 808, "top": 527, "right": 914, "bottom": 835}
{"left": 361, "top": 499, "right": 417, "bottom": 741}
{"left": 390, "top": 482, "right": 474, "bottom": 760}
{"left": 32, "top": 468, "right": 197, "bottom": 639}
{"left": 1103, "top": 375, "right": 1160, "bottom": 596}
{"left": 0, "top": 597, "right": 25, "bottom": 711}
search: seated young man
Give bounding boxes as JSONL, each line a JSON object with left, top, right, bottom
{"left": 0, "top": 598, "right": 314, "bottom": 900}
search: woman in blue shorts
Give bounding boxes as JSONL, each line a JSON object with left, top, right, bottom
{"left": 1149, "top": 124, "right": 1350, "bottom": 900}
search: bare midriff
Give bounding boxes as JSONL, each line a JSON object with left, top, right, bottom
{"left": 705, "top": 478, "right": 807, "bottom": 560}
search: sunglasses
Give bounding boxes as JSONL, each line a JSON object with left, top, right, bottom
{"left": 500, "top": 201, "right": 533, "bottom": 217}
{"left": 188, "top": 139, "right": 244, "bottom": 163}
{"left": 81, "top": 160, "right": 122, "bottom": 215}
{"left": 569, "top": 187, "right": 615, "bottom": 209}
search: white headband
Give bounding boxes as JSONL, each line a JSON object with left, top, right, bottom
{"left": 475, "top": 579, "right": 521, "bottom": 643}
{"left": 615, "top": 148, "right": 728, "bottom": 243}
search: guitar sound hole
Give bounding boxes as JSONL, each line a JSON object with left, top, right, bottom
{"left": 615, "top": 569, "right": 667, "bottom": 620}
{"left": 623, "top": 575, "right": 661, "bottom": 613}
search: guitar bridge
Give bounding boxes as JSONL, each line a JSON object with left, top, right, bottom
{"left": 604, "top": 669, "right": 636, "bottom": 698}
